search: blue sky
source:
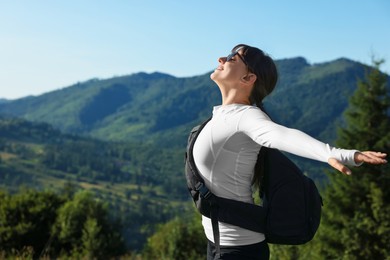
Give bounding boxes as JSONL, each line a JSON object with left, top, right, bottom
{"left": 1, "top": 0, "right": 389, "bottom": 99}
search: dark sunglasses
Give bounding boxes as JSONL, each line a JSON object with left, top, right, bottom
{"left": 226, "top": 51, "right": 249, "bottom": 66}
{"left": 226, "top": 49, "right": 254, "bottom": 73}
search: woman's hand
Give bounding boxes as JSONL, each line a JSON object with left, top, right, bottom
{"left": 328, "top": 151, "right": 387, "bottom": 175}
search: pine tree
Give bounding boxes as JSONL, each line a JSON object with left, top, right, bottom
{"left": 318, "top": 60, "right": 390, "bottom": 259}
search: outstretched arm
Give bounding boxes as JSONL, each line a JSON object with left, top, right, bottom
{"left": 328, "top": 151, "right": 388, "bottom": 175}
{"left": 239, "top": 108, "right": 388, "bottom": 173}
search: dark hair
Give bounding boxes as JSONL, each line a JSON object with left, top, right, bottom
{"left": 231, "top": 44, "right": 278, "bottom": 107}
{"left": 231, "top": 44, "right": 278, "bottom": 192}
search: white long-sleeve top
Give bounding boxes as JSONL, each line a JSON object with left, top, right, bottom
{"left": 193, "top": 104, "right": 359, "bottom": 246}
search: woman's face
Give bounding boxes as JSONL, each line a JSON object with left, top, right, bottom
{"left": 210, "top": 47, "right": 249, "bottom": 87}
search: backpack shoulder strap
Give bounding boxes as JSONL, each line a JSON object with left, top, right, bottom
{"left": 185, "top": 117, "right": 212, "bottom": 186}
{"left": 185, "top": 117, "right": 223, "bottom": 254}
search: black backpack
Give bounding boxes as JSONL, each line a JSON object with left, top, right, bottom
{"left": 185, "top": 117, "right": 323, "bottom": 253}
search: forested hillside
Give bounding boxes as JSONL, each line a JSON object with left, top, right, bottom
{"left": 2, "top": 57, "right": 385, "bottom": 183}
{"left": 0, "top": 57, "right": 377, "bottom": 148}
{"left": 0, "top": 116, "right": 190, "bottom": 251}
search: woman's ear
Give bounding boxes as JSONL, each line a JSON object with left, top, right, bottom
{"left": 241, "top": 73, "right": 257, "bottom": 86}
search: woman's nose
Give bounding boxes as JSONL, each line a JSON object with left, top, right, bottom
{"left": 218, "top": 57, "right": 227, "bottom": 63}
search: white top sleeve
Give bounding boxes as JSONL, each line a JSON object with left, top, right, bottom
{"left": 238, "top": 106, "right": 360, "bottom": 166}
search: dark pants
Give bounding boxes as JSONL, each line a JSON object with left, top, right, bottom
{"left": 207, "top": 240, "right": 269, "bottom": 260}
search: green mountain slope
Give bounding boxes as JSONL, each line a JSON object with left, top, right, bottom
{"left": 0, "top": 72, "right": 216, "bottom": 146}
{"left": 3, "top": 57, "right": 388, "bottom": 180}
{"left": 1, "top": 57, "right": 389, "bottom": 178}
{"left": 0, "top": 58, "right": 376, "bottom": 149}
{"left": 0, "top": 116, "right": 189, "bottom": 249}
{"left": 268, "top": 58, "right": 369, "bottom": 139}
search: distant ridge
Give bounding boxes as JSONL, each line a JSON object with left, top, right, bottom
{"left": 0, "top": 57, "right": 388, "bottom": 148}
{"left": 0, "top": 98, "right": 10, "bottom": 104}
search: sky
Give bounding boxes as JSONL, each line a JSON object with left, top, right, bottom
{"left": 0, "top": 0, "right": 389, "bottom": 100}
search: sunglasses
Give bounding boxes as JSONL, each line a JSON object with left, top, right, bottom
{"left": 226, "top": 48, "right": 253, "bottom": 72}
{"left": 226, "top": 51, "right": 248, "bottom": 66}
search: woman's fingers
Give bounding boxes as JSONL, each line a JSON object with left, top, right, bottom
{"left": 355, "top": 151, "right": 388, "bottom": 164}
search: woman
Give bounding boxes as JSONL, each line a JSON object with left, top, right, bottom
{"left": 192, "top": 44, "right": 387, "bottom": 260}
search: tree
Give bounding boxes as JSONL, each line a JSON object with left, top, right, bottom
{"left": 0, "top": 188, "right": 127, "bottom": 259}
{"left": 142, "top": 212, "right": 206, "bottom": 260}
{"left": 81, "top": 217, "right": 103, "bottom": 259}
{"left": 317, "top": 60, "right": 390, "bottom": 259}
{"left": 0, "top": 189, "right": 64, "bottom": 259}
{"left": 51, "top": 190, "right": 126, "bottom": 258}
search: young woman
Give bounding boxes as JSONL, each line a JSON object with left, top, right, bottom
{"left": 192, "top": 44, "right": 387, "bottom": 260}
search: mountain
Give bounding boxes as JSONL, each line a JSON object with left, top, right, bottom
{"left": 0, "top": 58, "right": 377, "bottom": 146}
{"left": 0, "top": 98, "right": 10, "bottom": 104}
{"left": 0, "top": 72, "right": 217, "bottom": 147}
{"left": 0, "top": 57, "right": 388, "bottom": 178}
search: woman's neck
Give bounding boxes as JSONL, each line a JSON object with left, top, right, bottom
{"left": 220, "top": 88, "right": 250, "bottom": 106}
